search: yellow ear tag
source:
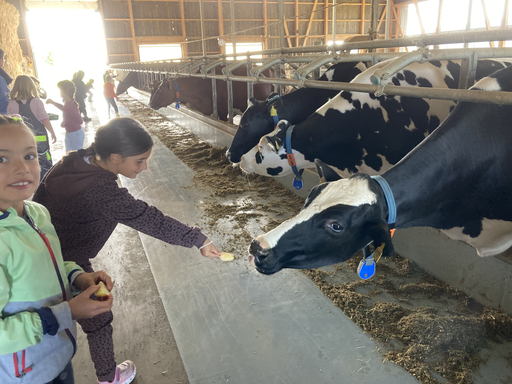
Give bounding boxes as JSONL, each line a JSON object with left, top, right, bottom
{"left": 373, "top": 243, "right": 386, "bottom": 263}
{"left": 270, "top": 106, "right": 277, "bottom": 117}
{"left": 275, "top": 142, "right": 280, "bottom": 149}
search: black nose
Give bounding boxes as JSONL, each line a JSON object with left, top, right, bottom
{"left": 250, "top": 240, "right": 269, "bottom": 261}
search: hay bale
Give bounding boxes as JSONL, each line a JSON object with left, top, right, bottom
{"left": 0, "top": 0, "right": 24, "bottom": 79}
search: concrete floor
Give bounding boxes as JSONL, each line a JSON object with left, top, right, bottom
{"left": 44, "top": 97, "right": 422, "bottom": 384}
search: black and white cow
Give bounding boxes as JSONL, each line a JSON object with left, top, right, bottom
{"left": 240, "top": 59, "right": 510, "bottom": 178}
{"left": 248, "top": 65, "right": 512, "bottom": 275}
{"left": 226, "top": 61, "right": 367, "bottom": 163}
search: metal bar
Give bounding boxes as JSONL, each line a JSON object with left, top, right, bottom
{"left": 263, "top": 0, "right": 268, "bottom": 49}
{"left": 247, "top": 61, "right": 254, "bottom": 99}
{"left": 369, "top": 0, "right": 379, "bottom": 40}
{"left": 295, "top": 0, "right": 299, "bottom": 47}
{"left": 111, "top": 28, "right": 512, "bottom": 64}
{"left": 458, "top": 51, "right": 478, "bottom": 89}
{"left": 211, "top": 70, "right": 218, "bottom": 119}
{"left": 277, "top": 0, "right": 285, "bottom": 95}
{"left": 199, "top": 0, "right": 207, "bottom": 57}
{"left": 385, "top": 0, "right": 391, "bottom": 42}
{"left": 227, "top": 80, "right": 234, "bottom": 123}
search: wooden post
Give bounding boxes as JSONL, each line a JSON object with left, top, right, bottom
{"left": 360, "top": 0, "right": 365, "bottom": 35}
{"left": 324, "top": 0, "right": 329, "bottom": 43}
{"left": 413, "top": 0, "right": 425, "bottom": 35}
{"left": 217, "top": 0, "right": 225, "bottom": 54}
{"left": 263, "top": 0, "right": 268, "bottom": 49}
{"left": 303, "top": 0, "right": 320, "bottom": 46}
{"left": 127, "top": 0, "right": 140, "bottom": 61}
{"left": 179, "top": 0, "right": 188, "bottom": 57}
{"left": 480, "top": 0, "right": 495, "bottom": 48}
{"left": 295, "top": 0, "right": 299, "bottom": 47}
{"left": 500, "top": 0, "right": 510, "bottom": 47}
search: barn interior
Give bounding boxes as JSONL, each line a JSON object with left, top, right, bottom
{"left": 2, "top": 0, "right": 512, "bottom": 384}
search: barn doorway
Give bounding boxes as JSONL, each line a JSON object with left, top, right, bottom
{"left": 25, "top": 7, "right": 108, "bottom": 101}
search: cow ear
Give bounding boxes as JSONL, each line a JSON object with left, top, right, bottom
{"left": 265, "top": 136, "right": 283, "bottom": 153}
{"left": 315, "top": 159, "right": 342, "bottom": 183}
{"left": 276, "top": 120, "right": 290, "bottom": 132}
{"left": 249, "top": 97, "right": 258, "bottom": 106}
{"left": 367, "top": 221, "right": 394, "bottom": 258}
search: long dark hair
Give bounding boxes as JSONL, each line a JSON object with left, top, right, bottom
{"left": 81, "top": 118, "right": 153, "bottom": 161}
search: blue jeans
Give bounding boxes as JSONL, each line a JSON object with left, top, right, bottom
{"left": 65, "top": 129, "right": 85, "bottom": 152}
{"left": 46, "top": 361, "right": 74, "bottom": 384}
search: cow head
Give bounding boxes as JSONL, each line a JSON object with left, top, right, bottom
{"left": 226, "top": 95, "right": 280, "bottom": 163}
{"left": 248, "top": 160, "right": 393, "bottom": 275}
{"left": 116, "top": 79, "right": 129, "bottom": 95}
{"left": 239, "top": 120, "right": 311, "bottom": 177}
{"left": 149, "top": 78, "right": 177, "bottom": 110}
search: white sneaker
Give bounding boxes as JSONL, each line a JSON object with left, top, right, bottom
{"left": 98, "top": 360, "right": 136, "bottom": 384}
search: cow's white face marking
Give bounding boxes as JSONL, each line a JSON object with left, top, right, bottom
{"left": 256, "top": 177, "right": 376, "bottom": 248}
{"left": 239, "top": 131, "right": 310, "bottom": 176}
{"left": 442, "top": 219, "right": 512, "bottom": 257}
{"left": 324, "top": 68, "right": 334, "bottom": 81}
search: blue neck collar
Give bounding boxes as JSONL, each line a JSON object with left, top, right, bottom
{"left": 371, "top": 175, "right": 396, "bottom": 227}
{"left": 172, "top": 79, "right": 180, "bottom": 109}
{"left": 285, "top": 125, "right": 304, "bottom": 190}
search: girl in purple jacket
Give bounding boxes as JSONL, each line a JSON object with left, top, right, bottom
{"left": 33, "top": 117, "right": 221, "bottom": 384}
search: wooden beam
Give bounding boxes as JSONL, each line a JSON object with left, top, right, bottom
{"left": 480, "top": 0, "right": 495, "bottom": 47}
{"left": 360, "top": 0, "right": 365, "bottom": 35}
{"left": 391, "top": 1, "right": 408, "bottom": 52}
{"left": 500, "top": 0, "right": 510, "bottom": 47}
{"left": 377, "top": 5, "right": 387, "bottom": 31}
{"left": 126, "top": 0, "right": 140, "bottom": 60}
{"left": 263, "top": 0, "right": 268, "bottom": 49}
{"left": 283, "top": 14, "right": 293, "bottom": 47}
{"left": 218, "top": 0, "right": 225, "bottom": 54}
{"left": 303, "top": 0, "right": 320, "bottom": 46}
{"left": 324, "top": 0, "right": 328, "bottom": 41}
{"left": 412, "top": 0, "right": 425, "bottom": 34}
{"left": 179, "top": 0, "right": 188, "bottom": 56}
{"left": 295, "top": 0, "right": 299, "bottom": 47}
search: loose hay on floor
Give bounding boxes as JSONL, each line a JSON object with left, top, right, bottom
{"left": 120, "top": 94, "right": 512, "bottom": 384}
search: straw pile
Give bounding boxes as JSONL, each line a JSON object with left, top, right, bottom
{"left": 0, "top": 0, "right": 24, "bottom": 78}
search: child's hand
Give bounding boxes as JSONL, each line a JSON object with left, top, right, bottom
{"left": 73, "top": 271, "right": 114, "bottom": 292}
{"left": 46, "top": 99, "right": 53, "bottom": 105}
{"left": 60, "top": 121, "right": 65, "bottom": 128}
{"left": 68, "top": 285, "right": 113, "bottom": 320}
{"left": 199, "top": 239, "right": 222, "bottom": 259}
{"left": 50, "top": 132, "right": 57, "bottom": 143}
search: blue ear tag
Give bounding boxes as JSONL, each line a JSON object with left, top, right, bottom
{"left": 293, "top": 177, "right": 303, "bottom": 190}
{"left": 357, "top": 257, "right": 376, "bottom": 280}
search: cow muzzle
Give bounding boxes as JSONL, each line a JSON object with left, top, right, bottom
{"left": 249, "top": 238, "right": 279, "bottom": 274}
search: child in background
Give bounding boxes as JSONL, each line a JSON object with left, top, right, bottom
{"left": 0, "top": 48, "right": 13, "bottom": 114}
{"left": 86, "top": 79, "right": 94, "bottom": 102}
{"left": 103, "top": 76, "right": 120, "bottom": 118}
{"left": 7, "top": 75, "right": 57, "bottom": 180}
{"left": 0, "top": 115, "right": 114, "bottom": 384}
{"left": 34, "top": 117, "right": 221, "bottom": 384}
{"left": 46, "top": 80, "right": 84, "bottom": 153}
{"left": 72, "top": 71, "right": 91, "bottom": 122}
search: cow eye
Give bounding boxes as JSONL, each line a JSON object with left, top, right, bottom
{"left": 326, "top": 222, "right": 343, "bottom": 233}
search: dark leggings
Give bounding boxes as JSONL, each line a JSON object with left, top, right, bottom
{"left": 76, "top": 98, "right": 88, "bottom": 118}
{"left": 106, "top": 97, "right": 119, "bottom": 113}
{"left": 78, "top": 264, "right": 117, "bottom": 382}
{"left": 46, "top": 361, "right": 74, "bottom": 384}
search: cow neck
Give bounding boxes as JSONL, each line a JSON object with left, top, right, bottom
{"left": 382, "top": 102, "right": 495, "bottom": 230}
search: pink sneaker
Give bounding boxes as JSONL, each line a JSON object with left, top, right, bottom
{"left": 98, "top": 360, "right": 136, "bottom": 384}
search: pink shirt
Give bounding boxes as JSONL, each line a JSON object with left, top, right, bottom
{"left": 52, "top": 100, "right": 83, "bottom": 133}
{"left": 7, "top": 98, "right": 49, "bottom": 122}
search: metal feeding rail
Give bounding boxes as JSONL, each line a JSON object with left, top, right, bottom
{"left": 111, "top": 28, "right": 512, "bottom": 123}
